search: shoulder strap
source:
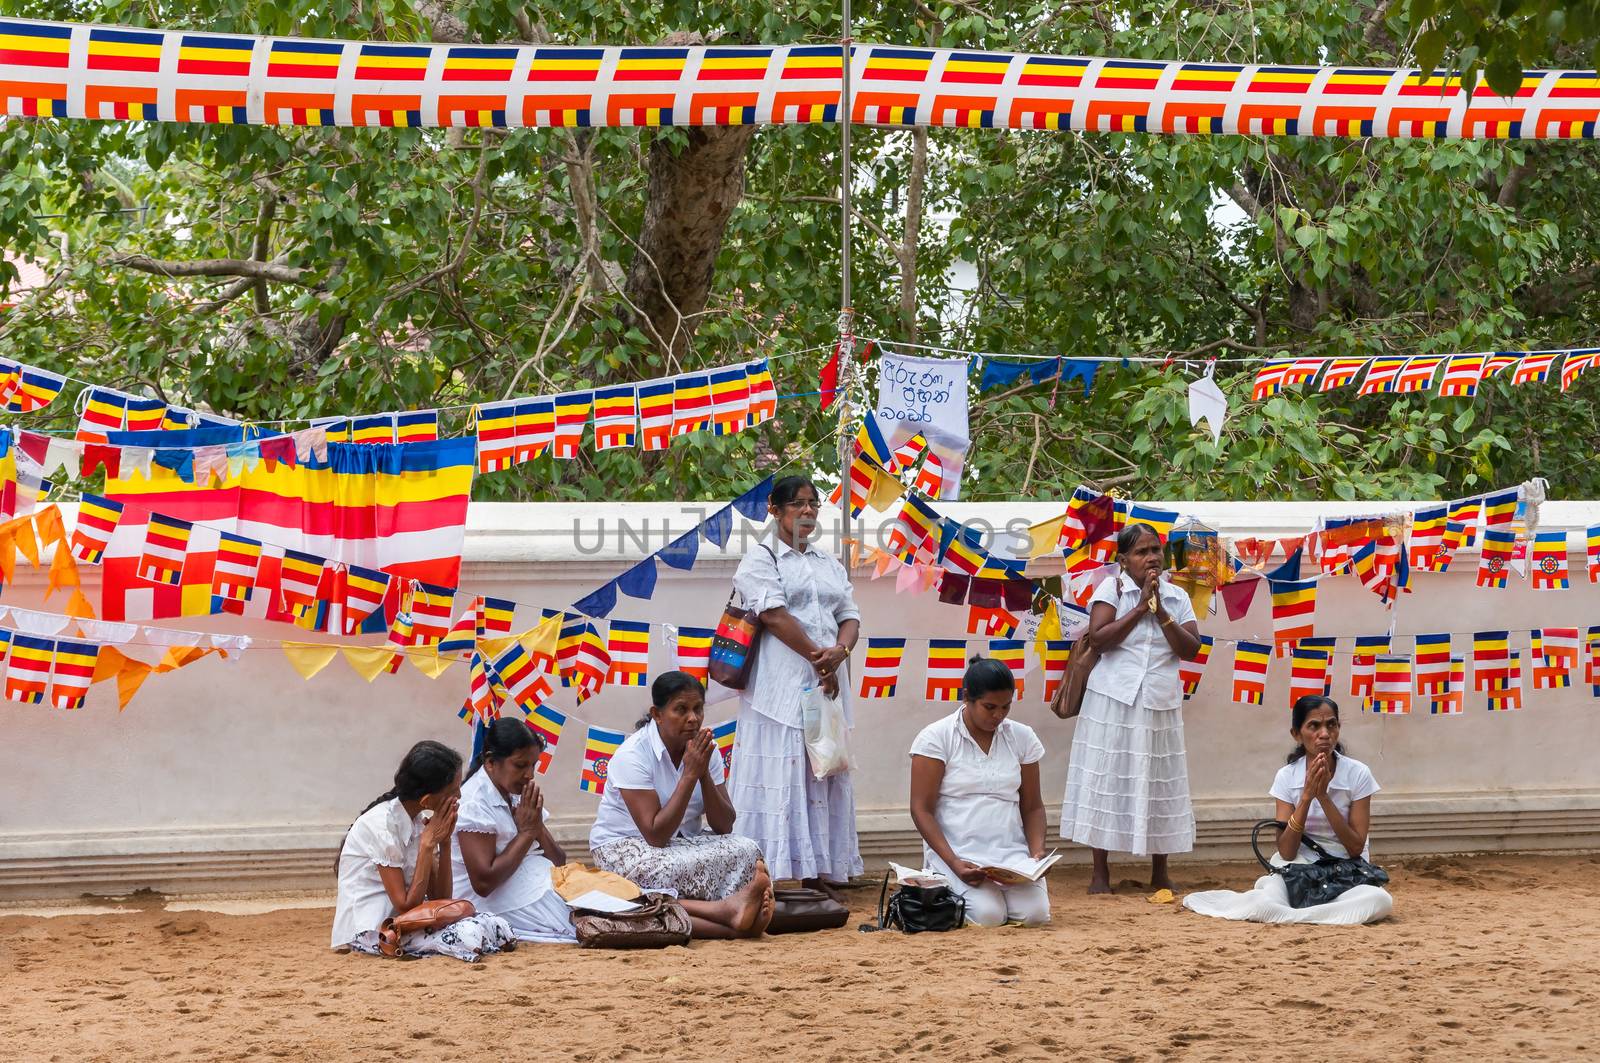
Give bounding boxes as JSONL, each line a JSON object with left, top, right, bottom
{"left": 1296, "top": 831, "right": 1341, "bottom": 861}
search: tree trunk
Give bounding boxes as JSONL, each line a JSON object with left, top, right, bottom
{"left": 624, "top": 123, "right": 757, "bottom": 362}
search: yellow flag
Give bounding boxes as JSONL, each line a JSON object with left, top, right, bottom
{"left": 408, "top": 646, "right": 458, "bottom": 679}
{"left": 520, "top": 613, "right": 561, "bottom": 664}
{"left": 282, "top": 643, "right": 339, "bottom": 680}
{"left": 865, "top": 465, "right": 904, "bottom": 513}
{"left": 342, "top": 646, "right": 397, "bottom": 683}
{"left": 1027, "top": 516, "right": 1066, "bottom": 560}
{"left": 479, "top": 634, "right": 519, "bottom": 659}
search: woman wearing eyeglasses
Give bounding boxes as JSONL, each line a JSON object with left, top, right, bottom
{"left": 728, "top": 475, "right": 863, "bottom": 895}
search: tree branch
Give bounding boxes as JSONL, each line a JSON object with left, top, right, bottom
{"left": 109, "top": 254, "right": 319, "bottom": 287}
{"left": 899, "top": 127, "right": 928, "bottom": 343}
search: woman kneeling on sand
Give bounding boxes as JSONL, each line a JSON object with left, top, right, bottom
{"left": 588, "top": 671, "right": 775, "bottom": 939}
{"left": 909, "top": 657, "right": 1051, "bottom": 928}
{"left": 452, "top": 718, "right": 578, "bottom": 944}
{"left": 1183, "top": 695, "right": 1393, "bottom": 925}
{"left": 333, "top": 740, "right": 516, "bottom": 960}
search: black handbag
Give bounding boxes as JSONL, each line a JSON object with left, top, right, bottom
{"left": 859, "top": 871, "right": 966, "bottom": 933}
{"left": 1252, "top": 819, "right": 1390, "bottom": 909}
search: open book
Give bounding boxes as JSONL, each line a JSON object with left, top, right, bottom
{"left": 980, "top": 851, "right": 1062, "bottom": 885}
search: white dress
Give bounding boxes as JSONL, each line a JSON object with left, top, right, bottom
{"left": 729, "top": 535, "right": 864, "bottom": 882}
{"left": 450, "top": 769, "right": 576, "bottom": 944}
{"left": 910, "top": 710, "right": 1051, "bottom": 928}
{"left": 332, "top": 797, "right": 515, "bottom": 961}
{"left": 1183, "top": 755, "right": 1392, "bottom": 925}
{"left": 588, "top": 721, "right": 764, "bottom": 900}
{"left": 1060, "top": 572, "right": 1197, "bottom": 856}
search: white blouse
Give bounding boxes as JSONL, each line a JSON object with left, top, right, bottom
{"left": 588, "top": 720, "right": 728, "bottom": 851}
{"left": 331, "top": 797, "right": 429, "bottom": 947}
{"left": 909, "top": 709, "right": 1045, "bottom": 875}
{"left": 450, "top": 768, "right": 559, "bottom": 914}
{"left": 733, "top": 535, "right": 862, "bottom": 729}
{"left": 1085, "top": 572, "right": 1198, "bottom": 711}
{"left": 1270, "top": 755, "right": 1380, "bottom": 860}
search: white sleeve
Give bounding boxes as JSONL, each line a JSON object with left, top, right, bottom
{"left": 346, "top": 810, "right": 406, "bottom": 868}
{"left": 1166, "top": 587, "right": 1198, "bottom": 626}
{"left": 454, "top": 792, "right": 498, "bottom": 837}
{"left": 1089, "top": 575, "right": 1122, "bottom": 609}
{"left": 734, "top": 544, "right": 785, "bottom": 613}
{"left": 1349, "top": 762, "right": 1381, "bottom": 802}
{"left": 1016, "top": 724, "right": 1046, "bottom": 766}
{"left": 833, "top": 559, "right": 863, "bottom": 624}
{"left": 608, "top": 741, "right": 656, "bottom": 793}
{"left": 707, "top": 741, "right": 728, "bottom": 785}
{"left": 908, "top": 722, "right": 948, "bottom": 762}
{"left": 1268, "top": 764, "right": 1297, "bottom": 806}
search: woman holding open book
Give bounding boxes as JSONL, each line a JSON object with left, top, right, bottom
{"left": 908, "top": 657, "right": 1052, "bottom": 927}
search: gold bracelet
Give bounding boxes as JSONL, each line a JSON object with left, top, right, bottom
{"left": 1287, "top": 816, "right": 1304, "bottom": 834}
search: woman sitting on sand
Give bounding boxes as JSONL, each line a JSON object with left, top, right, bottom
{"left": 452, "top": 718, "right": 577, "bottom": 944}
{"left": 333, "top": 740, "right": 516, "bottom": 960}
{"left": 909, "top": 657, "right": 1051, "bottom": 927}
{"left": 588, "top": 671, "right": 775, "bottom": 939}
{"left": 1182, "top": 695, "right": 1393, "bottom": 925}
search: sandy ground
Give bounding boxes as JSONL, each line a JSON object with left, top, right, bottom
{"left": 5, "top": 853, "right": 1598, "bottom": 1062}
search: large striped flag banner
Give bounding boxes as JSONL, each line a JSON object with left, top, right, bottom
{"left": 1371, "top": 656, "right": 1412, "bottom": 714}
{"left": 988, "top": 638, "right": 1027, "bottom": 697}
{"left": 711, "top": 719, "right": 736, "bottom": 777}
{"left": 4, "top": 634, "right": 55, "bottom": 704}
{"left": 1178, "top": 635, "right": 1211, "bottom": 701}
{"left": 1430, "top": 657, "right": 1466, "bottom": 716}
{"left": 580, "top": 726, "right": 625, "bottom": 795}
{"left": 1530, "top": 531, "right": 1570, "bottom": 590}
{"left": 1413, "top": 633, "right": 1453, "bottom": 695}
{"left": 673, "top": 625, "right": 715, "bottom": 684}
{"left": 859, "top": 637, "right": 906, "bottom": 698}
{"left": 1231, "top": 640, "right": 1271, "bottom": 706}
{"left": 99, "top": 433, "right": 474, "bottom": 623}
{"left": 925, "top": 638, "right": 967, "bottom": 701}
{"left": 527, "top": 703, "right": 567, "bottom": 774}
{"left": 49, "top": 638, "right": 99, "bottom": 710}
{"left": 9, "top": 19, "right": 1599, "bottom": 139}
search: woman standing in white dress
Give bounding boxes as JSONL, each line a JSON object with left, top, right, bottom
{"left": 909, "top": 658, "right": 1051, "bottom": 927}
{"left": 1061, "top": 522, "right": 1203, "bottom": 894}
{"left": 452, "top": 718, "right": 577, "bottom": 944}
{"left": 730, "top": 475, "right": 863, "bottom": 891}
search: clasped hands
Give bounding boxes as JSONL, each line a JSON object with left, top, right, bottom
{"left": 810, "top": 643, "right": 849, "bottom": 698}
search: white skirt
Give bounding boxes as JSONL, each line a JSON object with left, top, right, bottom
{"left": 1060, "top": 688, "right": 1194, "bottom": 856}
{"left": 494, "top": 891, "right": 578, "bottom": 944}
{"left": 728, "top": 706, "right": 863, "bottom": 883}
{"left": 1183, "top": 867, "right": 1394, "bottom": 925}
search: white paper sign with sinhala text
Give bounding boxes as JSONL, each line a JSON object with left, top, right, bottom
{"left": 873, "top": 352, "right": 971, "bottom": 498}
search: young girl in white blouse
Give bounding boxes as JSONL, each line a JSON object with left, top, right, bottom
{"left": 332, "top": 740, "right": 515, "bottom": 961}
{"left": 452, "top": 718, "right": 577, "bottom": 944}
{"left": 1184, "top": 695, "right": 1393, "bottom": 925}
{"left": 909, "top": 658, "right": 1051, "bottom": 928}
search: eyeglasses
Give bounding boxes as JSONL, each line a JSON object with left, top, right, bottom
{"left": 780, "top": 498, "right": 822, "bottom": 511}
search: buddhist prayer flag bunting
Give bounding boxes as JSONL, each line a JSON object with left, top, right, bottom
{"left": 48, "top": 638, "right": 98, "bottom": 710}
{"left": 406, "top": 582, "right": 455, "bottom": 645}
{"left": 492, "top": 641, "right": 556, "bottom": 716}
{"left": 1371, "top": 656, "right": 1412, "bottom": 714}
{"left": 580, "top": 726, "right": 625, "bottom": 794}
{"left": 1512, "top": 351, "right": 1557, "bottom": 385}
{"left": 1040, "top": 640, "right": 1072, "bottom": 703}
{"left": 1356, "top": 356, "right": 1407, "bottom": 395}
{"left": 926, "top": 638, "right": 967, "bottom": 701}
{"left": 988, "top": 638, "right": 1027, "bottom": 696}
{"left": 1430, "top": 657, "right": 1466, "bottom": 715}
{"left": 527, "top": 703, "right": 566, "bottom": 774}
{"left": 277, "top": 549, "right": 325, "bottom": 613}
{"left": 1533, "top": 627, "right": 1579, "bottom": 689}
{"left": 1412, "top": 633, "right": 1453, "bottom": 695}
{"left": 474, "top": 400, "right": 517, "bottom": 472}
{"left": 1319, "top": 358, "right": 1368, "bottom": 391}
{"left": 551, "top": 390, "right": 592, "bottom": 459}
{"left": 1488, "top": 651, "right": 1523, "bottom": 710}
{"left": 1407, "top": 505, "right": 1447, "bottom": 569}
{"left": 967, "top": 605, "right": 1019, "bottom": 637}
{"left": 1588, "top": 525, "right": 1600, "bottom": 584}
{"left": 479, "top": 596, "right": 516, "bottom": 636}
{"left": 211, "top": 530, "right": 263, "bottom": 601}
{"left": 1481, "top": 353, "right": 1521, "bottom": 378}
{"left": 1472, "top": 630, "right": 1510, "bottom": 691}
{"left": 1476, "top": 528, "right": 1516, "bottom": 588}
{"left": 1481, "top": 488, "right": 1518, "bottom": 528}
{"left": 888, "top": 495, "right": 940, "bottom": 562}
{"left": 1394, "top": 355, "right": 1443, "bottom": 393}
{"left": 7, "top": 365, "right": 66, "bottom": 413}
{"left": 1125, "top": 503, "right": 1179, "bottom": 541}
{"left": 670, "top": 373, "right": 712, "bottom": 437}
{"left": 1231, "top": 640, "right": 1271, "bottom": 706}
{"left": 1350, "top": 635, "right": 1390, "bottom": 701}
{"left": 1178, "top": 635, "right": 1211, "bottom": 701}
{"left": 1587, "top": 627, "right": 1600, "bottom": 696}
{"left": 69, "top": 493, "right": 122, "bottom": 564}
{"left": 674, "top": 626, "right": 714, "bottom": 683}
{"left": 137, "top": 513, "right": 192, "bottom": 586}
{"left": 1436, "top": 354, "right": 1485, "bottom": 397}
{"left": 745, "top": 360, "right": 776, "bottom": 427}
{"left": 76, "top": 387, "right": 128, "bottom": 443}
{"left": 395, "top": 410, "right": 439, "bottom": 443}
{"left": 1559, "top": 349, "right": 1600, "bottom": 391}
{"left": 1446, "top": 498, "right": 1481, "bottom": 548}
{"left": 513, "top": 397, "right": 555, "bottom": 462}
{"left": 1268, "top": 577, "right": 1317, "bottom": 652}
{"left": 1530, "top": 531, "right": 1569, "bottom": 589}
{"left": 591, "top": 385, "right": 638, "bottom": 450}
{"left": 712, "top": 719, "right": 736, "bottom": 776}
{"left": 606, "top": 618, "right": 650, "bottom": 686}
{"left": 5, "top": 634, "right": 54, "bottom": 704}
{"left": 637, "top": 379, "right": 676, "bottom": 451}
{"left": 436, "top": 600, "right": 478, "bottom": 656}
{"left": 1288, "top": 645, "right": 1331, "bottom": 707}
{"left": 339, "top": 563, "right": 391, "bottom": 634}
{"left": 709, "top": 365, "right": 751, "bottom": 436}
{"left": 859, "top": 637, "right": 906, "bottom": 698}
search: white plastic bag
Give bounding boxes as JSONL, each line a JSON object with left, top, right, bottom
{"left": 800, "top": 684, "right": 850, "bottom": 780}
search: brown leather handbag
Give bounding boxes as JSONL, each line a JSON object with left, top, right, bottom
{"left": 377, "top": 898, "right": 476, "bottom": 956}
{"left": 766, "top": 887, "right": 850, "bottom": 934}
{"left": 573, "top": 892, "right": 693, "bottom": 949}
{"left": 1049, "top": 640, "right": 1098, "bottom": 720}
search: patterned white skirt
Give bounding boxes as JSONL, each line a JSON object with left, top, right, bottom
{"left": 728, "top": 706, "right": 863, "bottom": 883}
{"left": 1060, "top": 688, "right": 1194, "bottom": 856}
{"left": 590, "top": 833, "right": 763, "bottom": 901}
{"left": 348, "top": 913, "right": 516, "bottom": 962}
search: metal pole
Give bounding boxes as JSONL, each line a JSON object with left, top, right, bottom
{"left": 836, "top": 0, "right": 856, "bottom": 569}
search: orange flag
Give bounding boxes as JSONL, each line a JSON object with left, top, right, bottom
{"left": 154, "top": 646, "right": 215, "bottom": 673}
{"left": 92, "top": 647, "right": 156, "bottom": 711}
{"left": 65, "top": 589, "right": 97, "bottom": 619}
{"left": 45, "top": 542, "right": 80, "bottom": 600}
{"left": 34, "top": 504, "right": 65, "bottom": 547}
{"left": 7, "top": 514, "right": 39, "bottom": 569}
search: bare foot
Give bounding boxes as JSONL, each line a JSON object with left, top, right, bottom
{"left": 743, "top": 878, "right": 776, "bottom": 938}
{"left": 1149, "top": 875, "right": 1175, "bottom": 892}
{"left": 1087, "top": 877, "right": 1114, "bottom": 895}
{"left": 731, "top": 871, "right": 769, "bottom": 934}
